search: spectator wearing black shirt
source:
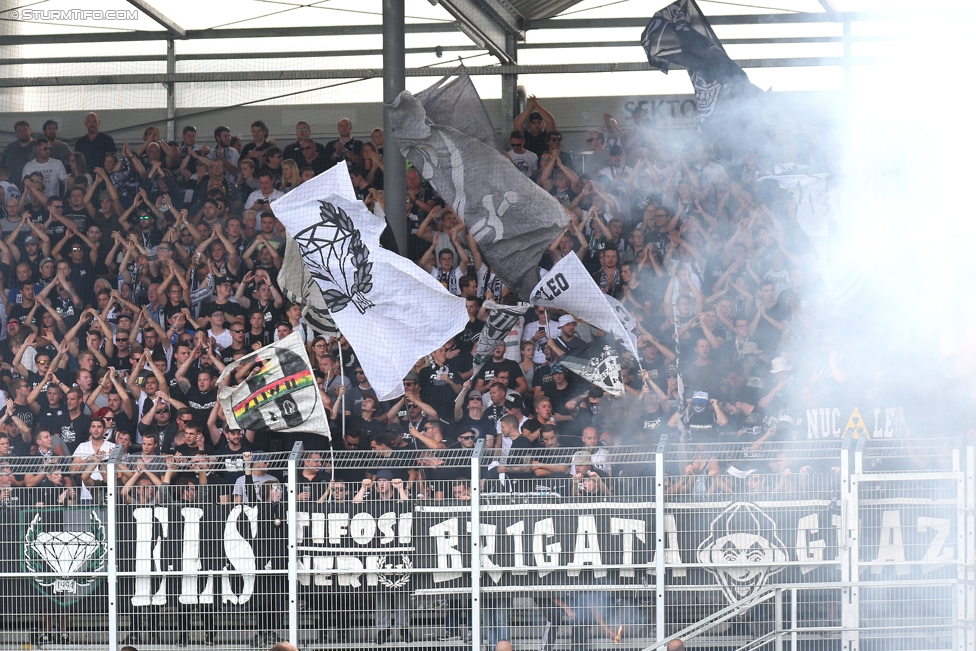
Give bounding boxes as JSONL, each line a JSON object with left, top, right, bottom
{"left": 513, "top": 99, "right": 558, "bottom": 158}
{"left": 74, "top": 113, "right": 116, "bottom": 174}
{"left": 323, "top": 118, "right": 364, "bottom": 169}
{"left": 473, "top": 343, "right": 527, "bottom": 395}
{"left": 176, "top": 363, "right": 220, "bottom": 425}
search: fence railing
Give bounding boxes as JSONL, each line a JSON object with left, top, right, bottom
{"left": 0, "top": 436, "right": 972, "bottom": 650}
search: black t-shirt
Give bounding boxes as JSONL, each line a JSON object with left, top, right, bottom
{"left": 214, "top": 437, "right": 254, "bottom": 484}
{"left": 522, "top": 130, "right": 549, "bottom": 158}
{"left": 183, "top": 388, "right": 217, "bottom": 424}
{"left": 36, "top": 403, "right": 71, "bottom": 439}
{"left": 454, "top": 413, "right": 494, "bottom": 442}
{"left": 417, "top": 357, "right": 470, "bottom": 425}
{"left": 244, "top": 329, "right": 273, "bottom": 351}
{"left": 59, "top": 413, "right": 92, "bottom": 454}
{"left": 475, "top": 358, "right": 524, "bottom": 391}
{"left": 200, "top": 299, "right": 245, "bottom": 321}
{"left": 219, "top": 344, "right": 247, "bottom": 366}
{"left": 530, "top": 445, "right": 574, "bottom": 479}
{"left": 248, "top": 300, "right": 280, "bottom": 333}
{"left": 505, "top": 436, "right": 537, "bottom": 481}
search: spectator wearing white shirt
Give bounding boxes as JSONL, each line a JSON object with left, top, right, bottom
{"left": 245, "top": 170, "right": 284, "bottom": 209}
{"left": 21, "top": 138, "right": 67, "bottom": 197}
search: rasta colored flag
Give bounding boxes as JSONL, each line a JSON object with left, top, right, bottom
{"left": 216, "top": 332, "right": 330, "bottom": 437}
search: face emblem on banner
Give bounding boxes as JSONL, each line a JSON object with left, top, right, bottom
{"left": 697, "top": 502, "right": 788, "bottom": 602}
{"left": 293, "top": 201, "right": 374, "bottom": 314}
{"left": 23, "top": 511, "right": 107, "bottom": 606}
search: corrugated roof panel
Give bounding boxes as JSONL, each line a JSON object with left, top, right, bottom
{"left": 507, "top": 0, "right": 586, "bottom": 22}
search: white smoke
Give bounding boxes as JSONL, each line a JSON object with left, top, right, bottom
{"left": 833, "top": 2, "right": 976, "bottom": 419}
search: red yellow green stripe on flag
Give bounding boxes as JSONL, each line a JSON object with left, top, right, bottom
{"left": 233, "top": 369, "right": 316, "bottom": 420}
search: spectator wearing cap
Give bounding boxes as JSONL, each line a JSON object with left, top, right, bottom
{"left": 454, "top": 382, "right": 494, "bottom": 445}
{"left": 534, "top": 362, "right": 577, "bottom": 431}
{"left": 513, "top": 97, "right": 558, "bottom": 158}
{"left": 758, "top": 357, "right": 797, "bottom": 415}
{"left": 731, "top": 387, "right": 770, "bottom": 446}
{"left": 473, "top": 342, "right": 527, "bottom": 396}
{"left": 201, "top": 274, "right": 245, "bottom": 322}
{"left": 570, "top": 449, "right": 612, "bottom": 496}
{"left": 501, "top": 393, "right": 529, "bottom": 436}
{"left": 548, "top": 314, "right": 586, "bottom": 358}
{"left": 670, "top": 390, "right": 729, "bottom": 444}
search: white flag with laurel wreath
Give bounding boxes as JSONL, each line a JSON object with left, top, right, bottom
{"left": 271, "top": 165, "right": 468, "bottom": 401}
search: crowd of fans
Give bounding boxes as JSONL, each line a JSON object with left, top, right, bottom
{"left": 0, "top": 101, "right": 852, "bottom": 501}
{"left": 0, "top": 102, "right": 854, "bottom": 646}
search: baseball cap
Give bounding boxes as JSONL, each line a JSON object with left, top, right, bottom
{"left": 691, "top": 391, "right": 709, "bottom": 404}
{"left": 24, "top": 235, "right": 37, "bottom": 245}
{"left": 99, "top": 190, "right": 112, "bottom": 202}
{"left": 550, "top": 362, "right": 567, "bottom": 374}
{"left": 39, "top": 257, "right": 54, "bottom": 267}
{"left": 376, "top": 469, "right": 394, "bottom": 480}
{"left": 467, "top": 389, "right": 483, "bottom": 401}
{"left": 403, "top": 372, "right": 420, "bottom": 383}
{"left": 557, "top": 314, "right": 577, "bottom": 328}
{"left": 572, "top": 450, "right": 593, "bottom": 466}
{"left": 504, "top": 394, "right": 524, "bottom": 410}
{"left": 735, "top": 387, "right": 759, "bottom": 406}
{"left": 215, "top": 276, "right": 233, "bottom": 286}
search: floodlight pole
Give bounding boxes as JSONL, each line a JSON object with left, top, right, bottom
{"left": 383, "top": 0, "right": 408, "bottom": 255}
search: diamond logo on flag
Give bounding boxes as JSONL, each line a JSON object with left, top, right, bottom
{"left": 23, "top": 510, "right": 107, "bottom": 606}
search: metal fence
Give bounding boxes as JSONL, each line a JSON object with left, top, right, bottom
{"left": 0, "top": 436, "right": 972, "bottom": 650}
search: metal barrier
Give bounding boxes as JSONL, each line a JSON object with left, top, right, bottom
{"left": 0, "top": 437, "right": 971, "bottom": 650}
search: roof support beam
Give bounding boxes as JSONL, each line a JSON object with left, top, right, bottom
{"left": 433, "top": 0, "right": 522, "bottom": 63}
{"left": 0, "top": 23, "right": 457, "bottom": 46}
{"left": 0, "top": 56, "right": 876, "bottom": 88}
{"left": 817, "top": 0, "right": 840, "bottom": 19}
{"left": 125, "top": 0, "right": 186, "bottom": 39}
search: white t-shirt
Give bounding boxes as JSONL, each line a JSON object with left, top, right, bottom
{"left": 22, "top": 158, "right": 68, "bottom": 196}
{"left": 245, "top": 188, "right": 285, "bottom": 209}
{"left": 697, "top": 160, "right": 727, "bottom": 189}
{"left": 509, "top": 150, "right": 538, "bottom": 177}
{"left": 522, "top": 319, "right": 557, "bottom": 364}
{"left": 764, "top": 268, "right": 791, "bottom": 300}
{"left": 209, "top": 327, "right": 233, "bottom": 349}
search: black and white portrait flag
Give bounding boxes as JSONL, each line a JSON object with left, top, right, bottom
{"left": 386, "top": 90, "right": 571, "bottom": 301}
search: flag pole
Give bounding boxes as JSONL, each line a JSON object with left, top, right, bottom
{"left": 337, "top": 339, "right": 347, "bottom": 440}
